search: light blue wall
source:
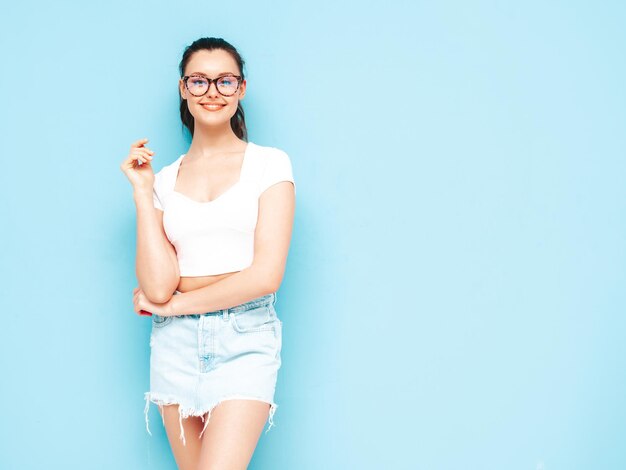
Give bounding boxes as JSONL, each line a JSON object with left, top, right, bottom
{"left": 1, "top": 1, "right": 624, "bottom": 469}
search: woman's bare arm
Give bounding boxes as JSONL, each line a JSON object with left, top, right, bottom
{"left": 121, "top": 138, "right": 180, "bottom": 304}
{"left": 134, "top": 189, "right": 180, "bottom": 304}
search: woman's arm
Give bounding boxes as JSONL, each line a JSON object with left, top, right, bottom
{"left": 135, "top": 189, "right": 180, "bottom": 304}
{"left": 165, "top": 180, "right": 295, "bottom": 315}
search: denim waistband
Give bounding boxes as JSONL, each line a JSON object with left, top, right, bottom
{"left": 173, "top": 290, "right": 276, "bottom": 316}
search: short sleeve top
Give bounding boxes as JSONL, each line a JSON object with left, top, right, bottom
{"left": 151, "top": 141, "right": 295, "bottom": 277}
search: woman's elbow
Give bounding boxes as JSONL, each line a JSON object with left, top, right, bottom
{"left": 142, "top": 287, "right": 171, "bottom": 304}
{"left": 262, "top": 268, "right": 285, "bottom": 294}
{"left": 143, "top": 277, "right": 178, "bottom": 304}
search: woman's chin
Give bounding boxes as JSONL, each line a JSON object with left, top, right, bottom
{"left": 194, "top": 116, "right": 232, "bottom": 128}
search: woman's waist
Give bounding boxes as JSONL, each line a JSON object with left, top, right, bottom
{"left": 174, "top": 273, "right": 276, "bottom": 314}
{"left": 176, "top": 271, "right": 239, "bottom": 293}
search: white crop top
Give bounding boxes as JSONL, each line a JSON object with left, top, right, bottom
{"left": 152, "top": 141, "right": 296, "bottom": 276}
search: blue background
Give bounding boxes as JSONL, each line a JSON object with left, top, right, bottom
{"left": 1, "top": 1, "right": 624, "bottom": 469}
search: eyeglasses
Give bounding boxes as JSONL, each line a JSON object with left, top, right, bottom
{"left": 182, "top": 74, "right": 243, "bottom": 97}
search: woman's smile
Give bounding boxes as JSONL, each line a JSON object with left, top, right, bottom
{"left": 201, "top": 103, "right": 225, "bottom": 111}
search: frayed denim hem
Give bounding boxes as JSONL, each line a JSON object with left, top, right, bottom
{"left": 144, "top": 391, "right": 278, "bottom": 446}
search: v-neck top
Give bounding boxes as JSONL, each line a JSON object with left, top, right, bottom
{"left": 152, "top": 141, "right": 296, "bottom": 276}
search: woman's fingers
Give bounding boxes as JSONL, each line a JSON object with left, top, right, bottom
{"left": 132, "top": 289, "right": 152, "bottom": 316}
{"left": 120, "top": 140, "right": 157, "bottom": 191}
{"left": 131, "top": 137, "right": 149, "bottom": 148}
{"left": 125, "top": 138, "right": 155, "bottom": 165}
{"left": 131, "top": 148, "right": 154, "bottom": 163}
{"left": 122, "top": 150, "right": 154, "bottom": 169}
{"left": 128, "top": 138, "right": 149, "bottom": 163}
{"left": 130, "top": 138, "right": 154, "bottom": 156}
{"left": 131, "top": 146, "right": 154, "bottom": 156}
{"left": 133, "top": 148, "right": 154, "bottom": 156}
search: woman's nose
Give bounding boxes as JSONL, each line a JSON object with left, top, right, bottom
{"left": 207, "top": 80, "right": 220, "bottom": 96}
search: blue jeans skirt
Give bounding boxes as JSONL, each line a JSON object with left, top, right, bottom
{"left": 143, "top": 291, "right": 283, "bottom": 446}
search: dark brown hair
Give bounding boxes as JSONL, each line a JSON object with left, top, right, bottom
{"left": 178, "top": 37, "right": 248, "bottom": 140}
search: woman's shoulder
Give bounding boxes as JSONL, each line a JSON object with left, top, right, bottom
{"left": 249, "top": 140, "right": 287, "bottom": 153}
{"left": 153, "top": 154, "right": 184, "bottom": 187}
{"left": 248, "top": 141, "right": 291, "bottom": 165}
{"left": 246, "top": 142, "right": 292, "bottom": 182}
{"left": 249, "top": 142, "right": 295, "bottom": 195}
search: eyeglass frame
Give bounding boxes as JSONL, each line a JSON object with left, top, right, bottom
{"left": 181, "top": 74, "right": 243, "bottom": 97}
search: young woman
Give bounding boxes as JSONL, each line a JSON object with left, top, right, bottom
{"left": 120, "top": 37, "right": 296, "bottom": 469}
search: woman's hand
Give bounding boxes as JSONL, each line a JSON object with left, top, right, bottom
{"left": 133, "top": 287, "right": 173, "bottom": 317}
{"left": 120, "top": 138, "right": 156, "bottom": 193}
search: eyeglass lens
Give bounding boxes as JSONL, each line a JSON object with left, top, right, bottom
{"left": 187, "top": 75, "right": 239, "bottom": 96}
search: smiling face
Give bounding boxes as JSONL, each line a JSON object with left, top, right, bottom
{"left": 179, "top": 48, "right": 246, "bottom": 128}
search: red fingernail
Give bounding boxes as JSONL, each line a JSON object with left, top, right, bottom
{"left": 140, "top": 310, "right": 153, "bottom": 316}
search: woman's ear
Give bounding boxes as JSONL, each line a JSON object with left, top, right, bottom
{"left": 179, "top": 79, "right": 186, "bottom": 100}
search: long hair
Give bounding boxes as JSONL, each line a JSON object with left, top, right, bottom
{"left": 178, "top": 37, "right": 248, "bottom": 140}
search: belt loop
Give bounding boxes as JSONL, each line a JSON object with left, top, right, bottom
{"left": 222, "top": 308, "right": 229, "bottom": 321}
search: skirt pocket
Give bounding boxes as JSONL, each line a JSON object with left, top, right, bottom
{"left": 230, "top": 305, "right": 276, "bottom": 334}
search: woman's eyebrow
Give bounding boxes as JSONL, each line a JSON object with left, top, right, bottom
{"left": 188, "top": 71, "right": 238, "bottom": 77}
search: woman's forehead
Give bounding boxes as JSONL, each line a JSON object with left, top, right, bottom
{"left": 186, "top": 49, "right": 238, "bottom": 75}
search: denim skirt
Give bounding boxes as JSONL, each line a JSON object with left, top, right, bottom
{"left": 143, "top": 290, "right": 282, "bottom": 446}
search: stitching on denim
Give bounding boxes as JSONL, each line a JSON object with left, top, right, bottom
{"left": 230, "top": 307, "right": 277, "bottom": 334}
